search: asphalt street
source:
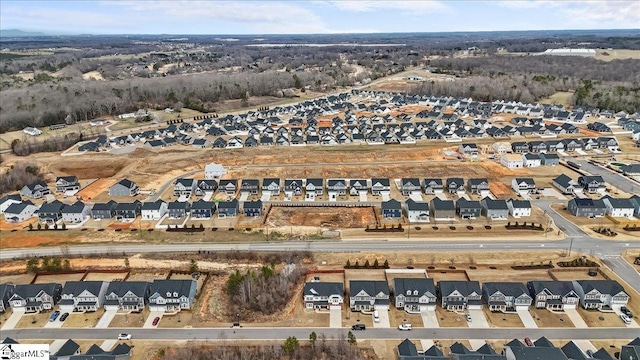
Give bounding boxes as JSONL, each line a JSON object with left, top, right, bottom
{"left": 2, "top": 327, "right": 638, "bottom": 341}
{"left": 576, "top": 160, "right": 639, "bottom": 194}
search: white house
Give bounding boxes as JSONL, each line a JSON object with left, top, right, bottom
{"left": 500, "top": 154, "right": 524, "bottom": 169}
{"left": 507, "top": 199, "right": 532, "bottom": 218}
{"left": 23, "top": 127, "right": 42, "bottom": 136}
{"left": 204, "top": 163, "right": 227, "bottom": 179}
{"left": 522, "top": 153, "right": 542, "bottom": 167}
{"left": 0, "top": 194, "right": 22, "bottom": 214}
{"left": 4, "top": 201, "right": 38, "bottom": 222}
{"left": 511, "top": 178, "right": 536, "bottom": 195}
{"left": 60, "top": 201, "right": 91, "bottom": 224}
{"left": 602, "top": 197, "right": 635, "bottom": 218}
{"left": 141, "top": 200, "right": 168, "bottom": 220}
{"left": 491, "top": 142, "right": 511, "bottom": 154}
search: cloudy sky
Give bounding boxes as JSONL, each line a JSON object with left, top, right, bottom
{"left": 1, "top": 0, "right": 639, "bottom": 35}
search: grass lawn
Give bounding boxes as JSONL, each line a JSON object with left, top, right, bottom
{"left": 483, "top": 308, "right": 524, "bottom": 327}
{"left": 530, "top": 308, "right": 574, "bottom": 328}
{"left": 108, "top": 309, "right": 149, "bottom": 328}
{"left": 157, "top": 311, "right": 194, "bottom": 328}
{"left": 62, "top": 309, "right": 105, "bottom": 328}
{"left": 577, "top": 308, "right": 625, "bottom": 327}
{"left": 15, "top": 312, "right": 49, "bottom": 328}
{"left": 435, "top": 307, "right": 468, "bottom": 327}
{"left": 388, "top": 308, "right": 423, "bottom": 327}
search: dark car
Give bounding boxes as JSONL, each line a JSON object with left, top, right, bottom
{"left": 351, "top": 324, "right": 366, "bottom": 331}
{"left": 524, "top": 337, "right": 533, "bottom": 346}
{"left": 152, "top": 317, "right": 160, "bottom": 326}
{"left": 59, "top": 313, "right": 69, "bottom": 322}
{"left": 621, "top": 306, "right": 633, "bottom": 318}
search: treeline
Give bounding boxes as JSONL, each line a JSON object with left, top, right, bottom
{"left": 26, "top": 257, "right": 72, "bottom": 273}
{"left": 226, "top": 262, "right": 306, "bottom": 318}
{"left": 0, "top": 162, "right": 41, "bottom": 194}
{"left": 11, "top": 132, "right": 84, "bottom": 156}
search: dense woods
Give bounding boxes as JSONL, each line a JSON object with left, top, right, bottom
{"left": 0, "top": 162, "right": 41, "bottom": 194}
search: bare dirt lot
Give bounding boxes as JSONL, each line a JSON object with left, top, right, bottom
{"left": 266, "top": 206, "right": 377, "bottom": 228}
{"left": 76, "top": 178, "right": 116, "bottom": 201}
{"left": 467, "top": 268, "right": 553, "bottom": 283}
{"left": 34, "top": 273, "right": 84, "bottom": 284}
{"left": 83, "top": 271, "right": 129, "bottom": 282}
{"left": 0, "top": 273, "right": 34, "bottom": 284}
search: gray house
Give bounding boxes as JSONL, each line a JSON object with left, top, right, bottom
{"left": 243, "top": 200, "right": 263, "bottom": 217}
{"left": 20, "top": 181, "right": 51, "bottom": 199}
{"left": 59, "top": 281, "right": 109, "bottom": 312}
{"left": 91, "top": 200, "right": 117, "bottom": 219}
{"left": 262, "top": 178, "right": 281, "bottom": 195}
{"left": 568, "top": 198, "right": 606, "bottom": 218}
{"left": 405, "top": 199, "right": 430, "bottom": 223}
{"left": 303, "top": 282, "right": 344, "bottom": 309}
{"left": 149, "top": 279, "right": 198, "bottom": 312}
{"left": 423, "top": 178, "right": 444, "bottom": 194}
{"left": 482, "top": 282, "right": 532, "bottom": 312}
{"left": 401, "top": 178, "right": 421, "bottom": 196}
{"left": 109, "top": 179, "right": 139, "bottom": 197}
{"left": 104, "top": 281, "right": 150, "bottom": 311}
{"left": 114, "top": 201, "right": 141, "bottom": 221}
{"left": 9, "top": 283, "right": 62, "bottom": 313}
{"left": 0, "top": 193, "right": 21, "bottom": 214}
{"left": 327, "top": 179, "right": 348, "bottom": 197}
{"left": 349, "top": 280, "right": 390, "bottom": 311}
{"left": 60, "top": 200, "right": 90, "bottom": 224}
{"left": 4, "top": 201, "right": 37, "bottom": 223}
{"left": 55, "top": 176, "right": 80, "bottom": 193}
{"left": 456, "top": 198, "right": 482, "bottom": 219}
{"left": 218, "top": 199, "right": 239, "bottom": 218}
{"left": 481, "top": 198, "right": 509, "bottom": 220}
{"left": 37, "top": 200, "right": 65, "bottom": 224}
{"left": 468, "top": 178, "right": 490, "bottom": 195}
{"left": 553, "top": 174, "right": 577, "bottom": 194}
{"left": 398, "top": 339, "right": 448, "bottom": 360}
{"left": 284, "top": 179, "right": 304, "bottom": 196}
{"left": 572, "top": 280, "right": 629, "bottom": 310}
{"left": 305, "top": 178, "right": 323, "bottom": 196}
{"left": 578, "top": 175, "right": 606, "bottom": 194}
{"left": 540, "top": 153, "right": 560, "bottom": 166}
{"left": 349, "top": 179, "right": 369, "bottom": 196}
{"left": 431, "top": 198, "right": 455, "bottom": 221}
{"left": 528, "top": 281, "right": 579, "bottom": 310}
{"left": 394, "top": 278, "right": 437, "bottom": 312}
{"left": 219, "top": 179, "right": 238, "bottom": 196}
{"left": 240, "top": 179, "right": 260, "bottom": 195}
{"left": 446, "top": 178, "right": 465, "bottom": 194}
{"left": 371, "top": 178, "right": 390, "bottom": 196}
{"left": 195, "top": 180, "right": 218, "bottom": 195}
{"left": 0, "top": 284, "right": 15, "bottom": 312}
{"left": 167, "top": 201, "right": 190, "bottom": 218}
{"left": 173, "top": 178, "right": 196, "bottom": 196}
{"left": 191, "top": 199, "right": 216, "bottom": 219}
{"left": 382, "top": 199, "right": 402, "bottom": 218}
{"left": 439, "top": 281, "right": 482, "bottom": 310}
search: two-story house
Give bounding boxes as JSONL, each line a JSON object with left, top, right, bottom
{"left": 438, "top": 281, "right": 482, "bottom": 311}
{"left": 240, "top": 179, "right": 260, "bottom": 195}
{"left": 109, "top": 179, "right": 139, "bottom": 197}
{"left": 191, "top": 199, "right": 216, "bottom": 219}
{"left": 382, "top": 199, "right": 402, "bottom": 219}
{"left": 511, "top": 178, "right": 536, "bottom": 195}
{"left": 349, "top": 280, "right": 390, "bottom": 311}
{"left": 527, "top": 281, "right": 579, "bottom": 310}
{"left": 327, "top": 179, "right": 348, "bottom": 198}
{"left": 482, "top": 282, "right": 532, "bottom": 312}
{"left": 405, "top": 199, "right": 430, "bottom": 223}
{"left": 60, "top": 200, "right": 90, "bottom": 224}
{"left": 371, "top": 178, "right": 391, "bottom": 196}
{"left": 446, "top": 178, "right": 465, "bottom": 194}
{"left": 219, "top": 179, "right": 238, "bottom": 196}
{"left": 507, "top": 199, "right": 532, "bottom": 218}
{"left": 394, "top": 278, "right": 437, "bottom": 312}
{"left": 284, "top": 179, "right": 304, "bottom": 196}
{"left": 91, "top": 200, "right": 117, "bottom": 219}
{"left": 431, "top": 198, "right": 456, "bottom": 221}
{"left": 303, "top": 281, "right": 344, "bottom": 310}
{"left": 572, "top": 280, "right": 629, "bottom": 310}
{"left": 423, "top": 178, "right": 444, "bottom": 194}
{"left": 37, "top": 200, "right": 65, "bottom": 224}
{"left": 114, "top": 201, "right": 141, "bottom": 221}
{"left": 456, "top": 198, "right": 483, "bottom": 219}
{"left": 0, "top": 284, "right": 16, "bottom": 312}
{"left": 305, "top": 178, "right": 324, "bottom": 197}
{"left": 10, "top": 283, "right": 62, "bottom": 313}
{"left": 141, "top": 200, "right": 168, "bottom": 220}
{"left": 601, "top": 196, "right": 635, "bottom": 218}
{"left": 349, "top": 179, "right": 369, "bottom": 196}
{"left": 4, "top": 201, "right": 38, "bottom": 223}
{"left": 578, "top": 175, "right": 606, "bottom": 194}
{"left": 401, "top": 178, "right": 422, "bottom": 196}
{"left": 20, "top": 181, "right": 51, "bottom": 199}
{"left": 55, "top": 176, "right": 80, "bottom": 193}
{"left": 167, "top": 201, "right": 190, "bottom": 218}
{"left": 59, "top": 281, "right": 109, "bottom": 312}
{"left": 104, "top": 281, "right": 151, "bottom": 312}
{"left": 481, "top": 198, "right": 509, "bottom": 220}
{"left": 173, "top": 178, "right": 197, "bottom": 197}
{"left": 468, "top": 178, "right": 490, "bottom": 196}
{"left": 218, "top": 199, "right": 239, "bottom": 218}
{"left": 148, "top": 279, "right": 198, "bottom": 312}
{"left": 262, "top": 178, "right": 281, "bottom": 195}
{"left": 568, "top": 198, "right": 606, "bottom": 218}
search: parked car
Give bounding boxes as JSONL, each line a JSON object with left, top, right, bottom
{"left": 373, "top": 310, "right": 380, "bottom": 323}
{"left": 620, "top": 313, "right": 632, "bottom": 324}
{"left": 398, "top": 323, "right": 412, "bottom": 331}
{"left": 351, "top": 324, "right": 366, "bottom": 331}
{"left": 118, "top": 333, "right": 132, "bottom": 340}
{"left": 49, "top": 311, "right": 60, "bottom": 322}
{"left": 59, "top": 313, "right": 69, "bottom": 322}
{"left": 152, "top": 317, "right": 160, "bottom": 326}
{"left": 465, "top": 314, "right": 472, "bottom": 322}
{"left": 231, "top": 322, "right": 241, "bottom": 328}
{"left": 586, "top": 350, "right": 594, "bottom": 358}
{"left": 524, "top": 337, "right": 533, "bottom": 346}
{"left": 621, "top": 306, "right": 633, "bottom": 318}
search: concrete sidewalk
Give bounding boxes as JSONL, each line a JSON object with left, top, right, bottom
{"left": 95, "top": 310, "right": 117, "bottom": 329}
{"left": 516, "top": 309, "right": 538, "bottom": 328}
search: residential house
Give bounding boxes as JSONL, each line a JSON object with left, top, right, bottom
{"left": 431, "top": 198, "right": 456, "bottom": 221}
{"left": 349, "top": 179, "right": 369, "bottom": 196}
{"left": 601, "top": 196, "right": 635, "bottom": 218}
{"left": 401, "top": 178, "right": 421, "bottom": 196}
{"left": 446, "top": 178, "right": 465, "bottom": 194}
{"left": 37, "top": 200, "right": 65, "bottom": 224}
{"left": 52, "top": 339, "right": 82, "bottom": 359}
{"left": 527, "top": 281, "right": 579, "bottom": 310}
{"left": 620, "top": 338, "right": 640, "bottom": 360}
{"left": 148, "top": 280, "right": 198, "bottom": 312}
{"left": 621, "top": 164, "right": 640, "bottom": 176}
{"left": 405, "top": 199, "right": 430, "bottom": 223}
{"left": 20, "top": 181, "right": 51, "bottom": 199}
{"left": 438, "top": 281, "right": 482, "bottom": 311}
{"left": 450, "top": 342, "right": 505, "bottom": 360}
{"left": 423, "top": 178, "right": 444, "bottom": 194}
{"left": 240, "top": 179, "right": 260, "bottom": 195}
{"left": 141, "top": 200, "right": 168, "bottom": 220}
{"left": 10, "top": 283, "right": 62, "bottom": 313}
{"left": 327, "top": 179, "right": 348, "bottom": 197}
{"left": 398, "top": 339, "right": 448, "bottom": 360}
{"left": 195, "top": 180, "right": 218, "bottom": 195}
{"left": 540, "top": 153, "right": 560, "bottom": 166}
{"left": 59, "top": 281, "right": 109, "bottom": 312}
{"left": 104, "top": 281, "right": 150, "bottom": 311}
{"left": 0, "top": 284, "right": 15, "bottom": 312}
{"left": 511, "top": 142, "right": 530, "bottom": 154}
{"left": 60, "top": 201, "right": 90, "bottom": 224}
{"left": 68, "top": 343, "right": 132, "bottom": 360}
{"left": 482, "top": 282, "right": 532, "bottom": 312}
{"left": 3, "top": 201, "right": 37, "bottom": 223}
{"left": 305, "top": 178, "right": 323, "bottom": 196}
{"left": 262, "top": 178, "right": 281, "bottom": 195}
{"left": 481, "top": 198, "right": 509, "bottom": 220}
{"left": 630, "top": 195, "right": 640, "bottom": 218}
{"left": 511, "top": 178, "right": 536, "bottom": 195}
{"left": 204, "top": 163, "right": 227, "bottom": 179}
{"left": 459, "top": 143, "right": 479, "bottom": 156}
{"left": 114, "top": 201, "right": 142, "bottom": 221}
{"left": 0, "top": 194, "right": 21, "bottom": 214}
{"left": 284, "top": 179, "right": 304, "bottom": 196}
{"left": 553, "top": 174, "right": 578, "bottom": 195}
{"left": 349, "top": 280, "right": 390, "bottom": 311}
{"left": 191, "top": 200, "right": 216, "bottom": 219}
{"left": 468, "top": 178, "right": 490, "bottom": 196}
{"left": 578, "top": 175, "right": 606, "bottom": 194}
{"left": 218, "top": 199, "right": 239, "bottom": 218}
{"left": 173, "top": 178, "right": 196, "bottom": 197}
{"left": 303, "top": 282, "right": 344, "bottom": 310}
{"left": 568, "top": 198, "right": 606, "bottom": 218}
{"left": 501, "top": 154, "right": 524, "bottom": 169}
{"left": 503, "top": 340, "right": 568, "bottom": 360}
{"left": 109, "top": 179, "right": 139, "bottom": 197}
{"left": 522, "top": 153, "right": 542, "bottom": 167}
{"left": 456, "top": 198, "right": 482, "bottom": 220}
{"left": 55, "top": 176, "right": 80, "bottom": 193}
{"left": 91, "top": 200, "right": 117, "bottom": 219}
{"left": 394, "top": 278, "right": 437, "bottom": 312}
{"left": 219, "top": 179, "right": 238, "bottom": 196}
{"left": 371, "top": 178, "right": 390, "bottom": 196}
{"left": 572, "top": 280, "right": 629, "bottom": 310}
{"left": 243, "top": 200, "right": 262, "bottom": 217}
{"left": 382, "top": 199, "right": 402, "bottom": 218}
{"left": 167, "top": 201, "right": 190, "bottom": 218}
{"left": 507, "top": 199, "right": 532, "bottom": 218}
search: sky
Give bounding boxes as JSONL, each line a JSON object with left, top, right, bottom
{"left": 1, "top": 0, "right": 639, "bottom": 35}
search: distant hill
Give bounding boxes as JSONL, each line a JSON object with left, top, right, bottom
{"left": 0, "top": 29, "right": 48, "bottom": 37}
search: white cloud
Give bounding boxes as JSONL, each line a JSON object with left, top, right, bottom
{"left": 325, "top": 0, "right": 450, "bottom": 15}
{"left": 0, "top": 6, "right": 124, "bottom": 30}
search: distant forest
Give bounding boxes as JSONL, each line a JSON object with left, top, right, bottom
{"left": 1, "top": 31, "right": 639, "bottom": 132}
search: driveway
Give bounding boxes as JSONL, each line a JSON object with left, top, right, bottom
{"left": 95, "top": 309, "right": 117, "bottom": 329}
{"left": 467, "top": 309, "right": 489, "bottom": 328}
{"left": 565, "top": 309, "right": 588, "bottom": 328}
{"left": 1, "top": 311, "right": 24, "bottom": 330}
{"left": 329, "top": 308, "right": 342, "bottom": 328}
{"left": 100, "top": 340, "right": 117, "bottom": 351}
{"left": 372, "top": 310, "right": 390, "bottom": 328}
{"left": 44, "top": 318, "right": 64, "bottom": 328}
{"left": 420, "top": 310, "right": 439, "bottom": 328}
{"left": 612, "top": 306, "right": 640, "bottom": 328}
{"left": 574, "top": 340, "right": 596, "bottom": 352}
{"left": 516, "top": 309, "right": 538, "bottom": 328}
{"left": 143, "top": 311, "right": 164, "bottom": 328}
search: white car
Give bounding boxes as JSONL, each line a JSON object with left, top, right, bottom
{"left": 620, "top": 314, "right": 631, "bottom": 324}
{"left": 398, "top": 323, "right": 412, "bottom": 331}
{"left": 118, "top": 333, "right": 132, "bottom": 340}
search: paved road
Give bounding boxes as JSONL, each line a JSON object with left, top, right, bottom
{"left": 2, "top": 327, "right": 638, "bottom": 341}
{"left": 576, "top": 160, "right": 639, "bottom": 194}
{"left": 147, "top": 169, "right": 199, "bottom": 202}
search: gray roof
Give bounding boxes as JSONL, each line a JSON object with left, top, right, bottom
{"left": 457, "top": 198, "right": 482, "bottom": 209}
{"left": 92, "top": 200, "right": 117, "bottom": 211}
{"left": 406, "top": 199, "right": 430, "bottom": 211}
{"left": 115, "top": 201, "right": 141, "bottom": 211}
{"left": 61, "top": 201, "right": 87, "bottom": 214}
{"left": 243, "top": 200, "right": 262, "bottom": 210}
{"left": 304, "top": 282, "right": 343, "bottom": 297}
{"left": 432, "top": 197, "right": 455, "bottom": 211}
{"left": 527, "top": 281, "right": 576, "bottom": 297}
{"left": 468, "top": 178, "right": 488, "bottom": 186}
{"left": 602, "top": 196, "right": 635, "bottom": 209}
{"left": 191, "top": 200, "right": 215, "bottom": 210}
{"left": 439, "top": 281, "right": 481, "bottom": 297}
{"left": 0, "top": 194, "right": 21, "bottom": 204}
{"left": 514, "top": 177, "right": 536, "bottom": 186}
{"left": 218, "top": 199, "right": 239, "bottom": 209}
{"left": 569, "top": 198, "right": 606, "bottom": 208}
{"left": 55, "top": 339, "right": 80, "bottom": 356}
{"left": 306, "top": 178, "right": 323, "bottom": 187}
{"left": 371, "top": 178, "right": 390, "bottom": 186}
{"left": 38, "top": 200, "right": 65, "bottom": 213}
{"left": 561, "top": 341, "right": 588, "bottom": 360}
{"left": 150, "top": 279, "right": 197, "bottom": 298}
{"left": 114, "top": 178, "right": 136, "bottom": 188}
{"left": 167, "top": 201, "right": 189, "bottom": 210}
{"left": 507, "top": 346, "right": 568, "bottom": 360}
{"left": 13, "top": 283, "right": 61, "bottom": 298}
{"left": 482, "top": 198, "right": 508, "bottom": 210}
{"left": 62, "top": 281, "right": 105, "bottom": 297}
{"left": 382, "top": 199, "right": 402, "bottom": 210}
{"left": 175, "top": 178, "right": 195, "bottom": 187}
{"left": 5, "top": 201, "right": 35, "bottom": 214}
{"left": 394, "top": 278, "right": 436, "bottom": 297}
{"left": 483, "top": 282, "right": 529, "bottom": 298}
{"left": 508, "top": 199, "right": 531, "bottom": 209}
{"left": 105, "top": 281, "right": 149, "bottom": 298}
{"left": 575, "top": 280, "right": 626, "bottom": 296}
{"left": 553, "top": 174, "right": 573, "bottom": 187}
{"left": 141, "top": 200, "right": 165, "bottom": 211}
{"left": 349, "top": 280, "right": 389, "bottom": 297}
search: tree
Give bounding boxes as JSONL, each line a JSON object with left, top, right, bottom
{"left": 173, "top": 101, "right": 183, "bottom": 112}
{"left": 309, "top": 331, "right": 317, "bottom": 349}
{"left": 373, "top": 259, "right": 379, "bottom": 268}
{"left": 61, "top": 223, "right": 66, "bottom": 230}
{"left": 383, "top": 259, "right": 389, "bottom": 269}
{"left": 26, "top": 257, "right": 40, "bottom": 273}
{"left": 189, "top": 259, "right": 199, "bottom": 273}
{"left": 124, "top": 258, "right": 130, "bottom": 268}
{"left": 347, "top": 331, "right": 357, "bottom": 345}
{"left": 51, "top": 257, "right": 62, "bottom": 270}
{"left": 282, "top": 336, "right": 299, "bottom": 356}
{"left": 364, "top": 259, "right": 370, "bottom": 268}
{"left": 345, "top": 259, "right": 351, "bottom": 268}
{"left": 62, "top": 259, "right": 71, "bottom": 270}
{"left": 37, "top": 223, "right": 41, "bottom": 230}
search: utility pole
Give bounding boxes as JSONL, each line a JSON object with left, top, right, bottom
{"left": 568, "top": 237, "right": 574, "bottom": 258}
